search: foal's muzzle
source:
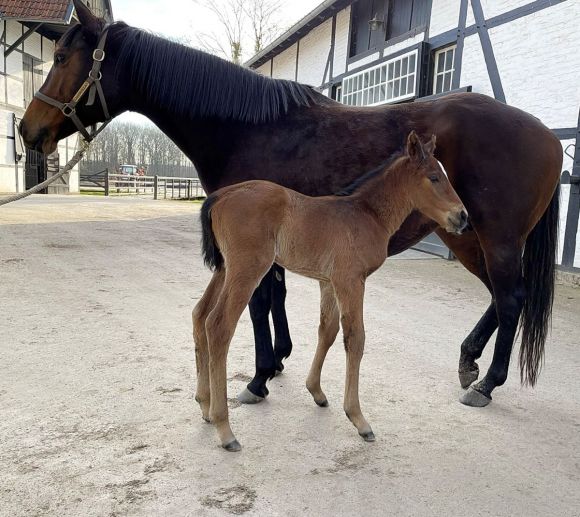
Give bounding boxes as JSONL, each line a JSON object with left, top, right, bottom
{"left": 449, "top": 209, "right": 470, "bottom": 235}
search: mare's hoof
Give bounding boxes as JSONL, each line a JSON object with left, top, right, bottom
{"left": 237, "top": 388, "right": 265, "bottom": 405}
{"left": 315, "top": 398, "right": 329, "bottom": 408}
{"left": 223, "top": 439, "right": 242, "bottom": 452}
{"left": 460, "top": 387, "right": 492, "bottom": 407}
{"left": 359, "top": 430, "right": 376, "bottom": 442}
{"left": 459, "top": 368, "right": 479, "bottom": 389}
{"left": 202, "top": 415, "right": 211, "bottom": 423}
{"left": 275, "top": 369, "right": 283, "bottom": 377}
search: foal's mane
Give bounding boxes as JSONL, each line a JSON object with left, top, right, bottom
{"left": 110, "top": 23, "right": 328, "bottom": 124}
{"left": 335, "top": 151, "right": 403, "bottom": 196}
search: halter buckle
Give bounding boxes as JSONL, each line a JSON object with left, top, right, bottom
{"left": 88, "top": 70, "right": 102, "bottom": 81}
{"left": 92, "top": 48, "right": 105, "bottom": 62}
{"left": 61, "top": 104, "right": 76, "bottom": 117}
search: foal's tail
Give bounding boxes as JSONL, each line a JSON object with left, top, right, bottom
{"left": 519, "top": 183, "right": 560, "bottom": 386}
{"left": 200, "top": 194, "right": 224, "bottom": 271}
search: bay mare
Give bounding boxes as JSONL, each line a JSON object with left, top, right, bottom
{"left": 195, "top": 132, "right": 468, "bottom": 450}
{"left": 20, "top": 1, "right": 562, "bottom": 409}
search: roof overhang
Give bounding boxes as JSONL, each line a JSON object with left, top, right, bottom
{"left": 245, "top": 0, "right": 350, "bottom": 69}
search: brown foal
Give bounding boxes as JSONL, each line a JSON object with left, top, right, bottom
{"left": 193, "top": 131, "right": 468, "bottom": 451}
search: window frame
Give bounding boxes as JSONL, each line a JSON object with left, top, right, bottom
{"left": 432, "top": 45, "right": 456, "bottom": 95}
{"left": 341, "top": 48, "right": 419, "bottom": 107}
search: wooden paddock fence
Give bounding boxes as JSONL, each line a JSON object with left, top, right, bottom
{"left": 80, "top": 169, "right": 206, "bottom": 199}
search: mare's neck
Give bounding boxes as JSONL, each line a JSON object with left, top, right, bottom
{"left": 355, "top": 163, "right": 415, "bottom": 238}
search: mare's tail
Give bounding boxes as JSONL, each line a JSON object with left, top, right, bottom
{"left": 200, "top": 194, "right": 224, "bottom": 271}
{"left": 519, "top": 183, "right": 560, "bottom": 386}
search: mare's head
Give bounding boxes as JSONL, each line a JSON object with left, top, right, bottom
{"left": 20, "top": 0, "right": 120, "bottom": 153}
{"left": 403, "top": 131, "right": 468, "bottom": 234}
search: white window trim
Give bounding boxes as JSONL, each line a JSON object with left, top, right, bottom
{"left": 341, "top": 49, "right": 419, "bottom": 107}
{"left": 433, "top": 45, "right": 456, "bottom": 95}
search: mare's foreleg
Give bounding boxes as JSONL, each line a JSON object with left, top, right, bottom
{"left": 192, "top": 270, "right": 225, "bottom": 421}
{"left": 237, "top": 267, "right": 277, "bottom": 404}
{"left": 306, "top": 281, "right": 339, "bottom": 407}
{"left": 271, "top": 264, "right": 293, "bottom": 372}
{"left": 334, "top": 280, "right": 374, "bottom": 442}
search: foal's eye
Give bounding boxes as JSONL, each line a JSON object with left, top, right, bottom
{"left": 54, "top": 54, "right": 65, "bottom": 65}
{"left": 429, "top": 175, "right": 440, "bottom": 183}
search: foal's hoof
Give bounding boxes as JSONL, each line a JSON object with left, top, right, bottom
{"left": 202, "top": 414, "right": 211, "bottom": 423}
{"left": 223, "top": 439, "right": 242, "bottom": 452}
{"left": 315, "top": 398, "right": 329, "bottom": 408}
{"left": 459, "top": 368, "right": 479, "bottom": 389}
{"left": 237, "top": 388, "right": 265, "bottom": 405}
{"left": 359, "top": 430, "right": 376, "bottom": 442}
{"left": 460, "top": 387, "right": 492, "bottom": 407}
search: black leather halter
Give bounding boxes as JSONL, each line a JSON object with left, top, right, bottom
{"left": 34, "top": 25, "right": 112, "bottom": 143}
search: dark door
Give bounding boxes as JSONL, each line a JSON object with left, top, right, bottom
{"left": 25, "top": 149, "right": 47, "bottom": 192}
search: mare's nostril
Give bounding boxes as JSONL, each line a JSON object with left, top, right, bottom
{"left": 460, "top": 210, "right": 468, "bottom": 224}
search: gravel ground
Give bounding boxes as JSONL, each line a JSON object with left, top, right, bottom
{"left": 0, "top": 196, "right": 579, "bottom": 517}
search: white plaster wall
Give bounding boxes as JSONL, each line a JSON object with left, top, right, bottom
{"left": 489, "top": 1, "right": 580, "bottom": 129}
{"left": 480, "top": 0, "right": 534, "bottom": 20}
{"left": 272, "top": 43, "right": 297, "bottom": 80}
{"left": 23, "top": 31, "right": 42, "bottom": 59}
{"left": 384, "top": 32, "right": 425, "bottom": 58}
{"left": 6, "top": 77, "right": 23, "bottom": 108}
{"left": 5, "top": 51, "right": 22, "bottom": 79}
{"left": 296, "top": 18, "right": 332, "bottom": 86}
{"left": 6, "top": 21, "right": 22, "bottom": 46}
{"left": 459, "top": 34, "right": 494, "bottom": 97}
{"left": 332, "top": 6, "right": 351, "bottom": 78}
{"left": 347, "top": 52, "right": 380, "bottom": 72}
{"left": 558, "top": 183, "right": 570, "bottom": 265}
{"left": 254, "top": 61, "right": 271, "bottom": 77}
{"left": 429, "top": 0, "right": 460, "bottom": 36}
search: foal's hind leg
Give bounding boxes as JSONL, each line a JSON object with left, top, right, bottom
{"left": 207, "top": 264, "right": 273, "bottom": 451}
{"left": 306, "top": 281, "right": 339, "bottom": 407}
{"left": 334, "top": 279, "right": 374, "bottom": 442}
{"left": 192, "top": 270, "right": 225, "bottom": 421}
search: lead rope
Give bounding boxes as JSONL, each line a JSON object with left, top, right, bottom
{"left": 0, "top": 138, "right": 90, "bottom": 207}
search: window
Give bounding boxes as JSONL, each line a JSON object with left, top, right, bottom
{"left": 350, "top": 0, "right": 429, "bottom": 57}
{"left": 433, "top": 46, "right": 455, "bottom": 94}
{"left": 332, "top": 83, "right": 342, "bottom": 103}
{"left": 23, "top": 55, "right": 43, "bottom": 108}
{"left": 342, "top": 49, "right": 418, "bottom": 106}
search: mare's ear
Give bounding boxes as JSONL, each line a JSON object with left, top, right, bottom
{"left": 424, "top": 134, "right": 436, "bottom": 155}
{"left": 406, "top": 130, "right": 426, "bottom": 162}
{"left": 73, "top": 0, "right": 100, "bottom": 34}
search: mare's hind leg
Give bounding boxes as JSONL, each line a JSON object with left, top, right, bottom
{"left": 238, "top": 268, "right": 276, "bottom": 404}
{"left": 436, "top": 230, "right": 497, "bottom": 389}
{"left": 461, "top": 245, "right": 525, "bottom": 407}
{"left": 207, "top": 264, "right": 272, "bottom": 451}
{"left": 334, "top": 279, "right": 374, "bottom": 442}
{"left": 306, "top": 281, "right": 339, "bottom": 407}
{"left": 271, "top": 265, "right": 293, "bottom": 373}
{"left": 192, "top": 270, "right": 225, "bottom": 421}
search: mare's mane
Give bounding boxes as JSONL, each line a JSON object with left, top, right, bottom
{"left": 106, "top": 23, "right": 329, "bottom": 124}
{"left": 335, "top": 151, "right": 404, "bottom": 196}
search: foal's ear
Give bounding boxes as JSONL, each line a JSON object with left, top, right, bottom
{"left": 406, "top": 130, "right": 426, "bottom": 162}
{"left": 73, "top": 0, "right": 100, "bottom": 34}
{"left": 424, "top": 134, "right": 437, "bottom": 155}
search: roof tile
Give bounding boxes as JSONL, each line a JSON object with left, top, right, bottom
{"left": 0, "top": 0, "right": 72, "bottom": 22}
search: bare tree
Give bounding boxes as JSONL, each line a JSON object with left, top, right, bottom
{"left": 244, "top": 0, "right": 282, "bottom": 54}
{"left": 195, "top": 0, "right": 245, "bottom": 64}
{"left": 194, "top": 0, "right": 282, "bottom": 63}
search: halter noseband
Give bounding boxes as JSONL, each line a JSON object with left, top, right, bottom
{"left": 34, "top": 25, "right": 112, "bottom": 143}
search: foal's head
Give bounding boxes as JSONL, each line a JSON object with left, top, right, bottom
{"left": 402, "top": 131, "right": 468, "bottom": 234}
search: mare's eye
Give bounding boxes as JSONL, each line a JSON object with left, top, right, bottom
{"left": 54, "top": 54, "right": 65, "bottom": 65}
{"left": 429, "top": 174, "right": 439, "bottom": 183}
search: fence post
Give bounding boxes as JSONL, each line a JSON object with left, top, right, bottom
{"left": 154, "top": 175, "right": 158, "bottom": 200}
{"left": 104, "top": 169, "right": 109, "bottom": 196}
{"left": 187, "top": 179, "right": 191, "bottom": 199}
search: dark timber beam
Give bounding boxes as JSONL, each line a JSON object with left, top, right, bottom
{"left": 5, "top": 23, "right": 42, "bottom": 57}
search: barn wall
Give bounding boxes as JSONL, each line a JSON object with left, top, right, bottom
{"left": 254, "top": 60, "right": 272, "bottom": 77}
{"left": 296, "top": 18, "right": 333, "bottom": 86}
{"left": 332, "top": 6, "right": 351, "bottom": 78}
{"left": 0, "top": 20, "right": 80, "bottom": 194}
{"left": 273, "top": 43, "right": 298, "bottom": 80}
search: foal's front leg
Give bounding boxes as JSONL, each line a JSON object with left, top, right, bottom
{"left": 334, "top": 279, "right": 374, "bottom": 442}
{"left": 306, "top": 281, "right": 339, "bottom": 407}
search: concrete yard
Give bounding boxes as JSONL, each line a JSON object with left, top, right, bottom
{"left": 0, "top": 195, "right": 579, "bottom": 517}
